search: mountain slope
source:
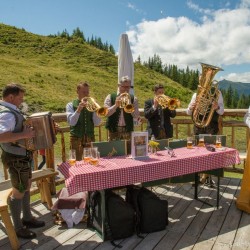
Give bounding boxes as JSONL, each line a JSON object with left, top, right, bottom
{"left": 219, "top": 79, "right": 250, "bottom": 96}
{"left": 0, "top": 24, "right": 193, "bottom": 113}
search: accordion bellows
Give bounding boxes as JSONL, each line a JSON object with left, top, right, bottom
{"left": 24, "top": 111, "right": 56, "bottom": 151}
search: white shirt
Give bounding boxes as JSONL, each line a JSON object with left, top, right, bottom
{"left": 186, "top": 92, "right": 224, "bottom": 116}
{"left": 66, "top": 102, "right": 101, "bottom": 126}
{"left": 104, "top": 93, "right": 140, "bottom": 126}
{"left": 0, "top": 100, "right": 20, "bottom": 134}
{"left": 244, "top": 106, "right": 250, "bottom": 128}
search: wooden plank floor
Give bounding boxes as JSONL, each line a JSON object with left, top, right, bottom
{"left": 1, "top": 177, "right": 250, "bottom": 250}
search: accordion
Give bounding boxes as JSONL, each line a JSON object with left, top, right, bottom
{"left": 24, "top": 112, "right": 57, "bottom": 151}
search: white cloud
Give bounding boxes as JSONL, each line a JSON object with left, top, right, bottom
{"left": 220, "top": 72, "right": 250, "bottom": 82}
{"left": 126, "top": 0, "right": 250, "bottom": 82}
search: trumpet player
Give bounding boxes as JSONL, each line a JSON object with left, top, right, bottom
{"left": 0, "top": 83, "right": 45, "bottom": 239}
{"left": 66, "top": 82, "right": 101, "bottom": 160}
{"left": 144, "top": 84, "right": 176, "bottom": 139}
{"left": 104, "top": 76, "right": 140, "bottom": 141}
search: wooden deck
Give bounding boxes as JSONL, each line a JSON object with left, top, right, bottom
{"left": 1, "top": 177, "right": 250, "bottom": 250}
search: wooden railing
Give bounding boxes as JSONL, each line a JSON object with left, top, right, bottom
{"left": 1, "top": 108, "right": 249, "bottom": 180}
{"left": 52, "top": 108, "right": 249, "bottom": 148}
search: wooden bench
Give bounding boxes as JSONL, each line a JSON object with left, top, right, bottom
{"left": 0, "top": 168, "right": 58, "bottom": 250}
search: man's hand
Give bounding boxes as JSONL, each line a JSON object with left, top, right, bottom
{"left": 76, "top": 99, "right": 87, "bottom": 113}
{"left": 189, "top": 102, "right": 196, "bottom": 111}
{"left": 153, "top": 97, "right": 159, "bottom": 109}
{"left": 212, "top": 101, "right": 219, "bottom": 110}
{"left": 22, "top": 127, "right": 35, "bottom": 139}
{"left": 115, "top": 97, "right": 121, "bottom": 108}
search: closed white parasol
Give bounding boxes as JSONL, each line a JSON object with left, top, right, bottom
{"left": 118, "top": 33, "right": 134, "bottom": 95}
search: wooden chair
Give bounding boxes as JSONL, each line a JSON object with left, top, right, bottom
{"left": 155, "top": 139, "right": 169, "bottom": 150}
{"left": 91, "top": 140, "right": 127, "bottom": 157}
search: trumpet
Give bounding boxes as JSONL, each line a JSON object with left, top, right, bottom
{"left": 155, "top": 94, "right": 181, "bottom": 110}
{"left": 119, "top": 93, "right": 134, "bottom": 113}
{"left": 81, "top": 97, "right": 108, "bottom": 117}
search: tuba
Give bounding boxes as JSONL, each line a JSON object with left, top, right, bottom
{"left": 119, "top": 93, "right": 134, "bottom": 113}
{"left": 155, "top": 94, "right": 181, "bottom": 110}
{"left": 192, "top": 62, "right": 223, "bottom": 128}
{"left": 82, "top": 97, "right": 108, "bottom": 117}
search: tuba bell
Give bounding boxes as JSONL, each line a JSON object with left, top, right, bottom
{"left": 119, "top": 93, "right": 135, "bottom": 113}
{"left": 82, "top": 97, "right": 108, "bottom": 117}
{"left": 192, "top": 62, "right": 223, "bottom": 128}
{"left": 155, "top": 94, "right": 181, "bottom": 110}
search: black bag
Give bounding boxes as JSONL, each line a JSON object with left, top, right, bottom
{"left": 88, "top": 190, "right": 135, "bottom": 243}
{"left": 126, "top": 186, "right": 168, "bottom": 234}
{"left": 106, "top": 190, "right": 135, "bottom": 240}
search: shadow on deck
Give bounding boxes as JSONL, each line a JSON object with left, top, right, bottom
{"left": 1, "top": 177, "right": 250, "bottom": 250}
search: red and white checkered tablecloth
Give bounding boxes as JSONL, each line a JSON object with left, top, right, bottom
{"left": 58, "top": 147, "right": 240, "bottom": 195}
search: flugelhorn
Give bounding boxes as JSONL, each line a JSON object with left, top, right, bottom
{"left": 82, "top": 97, "right": 108, "bottom": 117}
{"left": 192, "top": 62, "right": 223, "bottom": 128}
{"left": 119, "top": 93, "right": 134, "bottom": 113}
{"left": 155, "top": 94, "right": 180, "bottom": 110}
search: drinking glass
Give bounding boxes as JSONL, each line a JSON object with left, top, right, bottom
{"left": 68, "top": 149, "right": 76, "bottom": 166}
{"left": 187, "top": 137, "right": 193, "bottom": 149}
{"left": 83, "top": 148, "right": 92, "bottom": 163}
{"left": 90, "top": 147, "right": 100, "bottom": 166}
{"left": 198, "top": 135, "right": 205, "bottom": 147}
{"left": 216, "top": 135, "right": 222, "bottom": 148}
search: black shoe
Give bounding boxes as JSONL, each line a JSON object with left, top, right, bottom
{"left": 16, "top": 227, "right": 36, "bottom": 239}
{"left": 22, "top": 217, "right": 45, "bottom": 228}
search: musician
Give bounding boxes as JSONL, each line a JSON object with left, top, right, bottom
{"left": 186, "top": 79, "right": 224, "bottom": 185}
{"left": 104, "top": 76, "right": 140, "bottom": 141}
{"left": 66, "top": 82, "right": 101, "bottom": 160}
{"left": 0, "top": 83, "right": 45, "bottom": 239}
{"left": 186, "top": 90, "right": 224, "bottom": 134}
{"left": 144, "top": 83, "right": 176, "bottom": 139}
{"left": 244, "top": 106, "right": 250, "bottom": 128}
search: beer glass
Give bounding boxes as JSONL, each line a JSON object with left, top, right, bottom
{"left": 187, "top": 137, "right": 193, "bottom": 149}
{"left": 216, "top": 135, "right": 222, "bottom": 148}
{"left": 68, "top": 149, "right": 76, "bottom": 166}
{"left": 83, "top": 148, "right": 91, "bottom": 163}
{"left": 198, "top": 135, "right": 205, "bottom": 147}
{"left": 90, "top": 147, "right": 100, "bottom": 166}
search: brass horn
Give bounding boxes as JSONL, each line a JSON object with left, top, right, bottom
{"left": 192, "top": 62, "right": 223, "bottom": 128}
{"left": 82, "top": 97, "right": 108, "bottom": 117}
{"left": 155, "top": 94, "right": 181, "bottom": 110}
{"left": 119, "top": 93, "right": 135, "bottom": 113}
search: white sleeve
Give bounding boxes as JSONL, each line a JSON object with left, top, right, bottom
{"left": 0, "top": 112, "right": 16, "bottom": 134}
{"left": 244, "top": 106, "right": 250, "bottom": 128}
{"left": 216, "top": 91, "right": 224, "bottom": 115}
{"left": 93, "top": 112, "right": 102, "bottom": 126}
{"left": 66, "top": 102, "right": 80, "bottom": 126}
{"left": 186, "top": 93, "right": 197, "bottom": 116}
{"left": 104, "top": 94, "right": 117, "bottom": 117}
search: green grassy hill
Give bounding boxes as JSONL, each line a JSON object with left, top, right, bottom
{"left": 0, "top": 23, "right": 193, "bottom": 113}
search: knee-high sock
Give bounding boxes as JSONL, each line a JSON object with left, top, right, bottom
{"left": 22, "top": 191, "right": 33, "bottom": 221}
{"left": 9, "top": 196, "right": 23, "bottom": 230}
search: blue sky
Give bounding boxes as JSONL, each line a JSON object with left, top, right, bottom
{"left": 0, "top": 0, "right": 250, "bottom": 83}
